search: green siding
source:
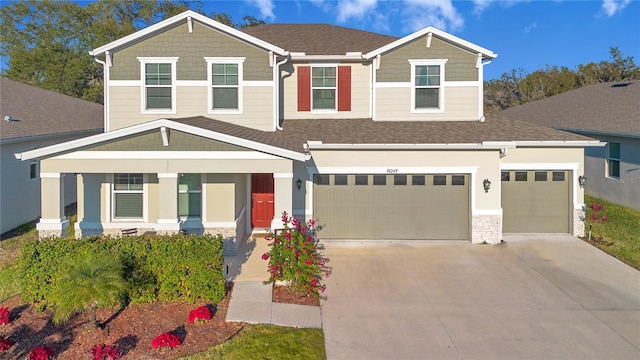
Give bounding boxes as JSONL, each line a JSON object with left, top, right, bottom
{"left": 377, "top": 36, "right": 478, "bottom": 82}
{"left": 88, "top": 130, "right": 250, "bottom": 151}
{"left": 111, "top": 21, "right": 271, "bottom": 81}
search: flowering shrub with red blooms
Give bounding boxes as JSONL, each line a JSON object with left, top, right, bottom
{"left": 0, "top": 306, "right": 9, "bottom": 325}
{"left": 263, "top": 212, "right": 330, "bottom": 297}
{"left": 0, "top": 336, "right": 12, "bottom": 352}
{"left": 151, "top": 332, "right": 181, "bottom": 351}
{"left": 91, "top": 344, "right": 121, "bottom": 360}
{"left": 29, "top": 346, "right": 54, "bottom": 360}
{"left": 588, "top": 202, "right": 607, "bottom": 241}
{"left": 188, "top": 305, "right": 212, "bottom": 324}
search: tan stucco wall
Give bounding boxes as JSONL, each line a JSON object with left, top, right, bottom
{"left": 374, "top": 86, "right": 479, "bottom": 121}
{"left": 377, "top": 36, "right": 478, "bottom": 83}
{"left": 281, "top": 62, "right": 371, "bottom": 120}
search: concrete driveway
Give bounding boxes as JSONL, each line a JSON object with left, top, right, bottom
{"left": 320, "top": 235, "right": 640, "bottom": 360}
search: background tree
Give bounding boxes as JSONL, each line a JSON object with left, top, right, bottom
{"left": 49, "top": 250, "right": 127, "bottom": 329}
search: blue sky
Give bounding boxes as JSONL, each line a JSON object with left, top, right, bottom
{"left": 201, "top": 0, "right": 639, "bottom": 80}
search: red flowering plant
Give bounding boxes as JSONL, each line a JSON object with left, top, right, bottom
{"left": 0, "top": 306, "right": 9, "bottom": 325}
{"left": 29, "top": 346, "right": 54, "bottom": 360}
{"left": 262, "top": 212, "right": 330, "bottom": 297}
{"left": 91, "top": 344, "right": 120, "bottom": 360}
{"left": 188, "top": 305, "right": 212, "bottom": 324}
{"left": 0, "top": 335, "right": 12, "bottom": 352}
{"left": 588, "top": 202, "right": 608, "bottom": 242}
{"left": 151, "top": 332, "right": 181, "bottom": 351}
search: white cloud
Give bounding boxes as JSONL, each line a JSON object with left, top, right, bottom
{"left": 336, "top": 0, "right": 379, "bottom": 22}
{"left": 246, "top": 0, "right": 276, "bottom": 21}
{"left": 524, "top": 21, "right": 537, "bottom": 34}
{"left": 402, "top": 0, "right": 465, "bottom": 33}
{"left": 601, "top": 0, "right": 631, "bottom": 17}
{"left": 471, "top": 0, "right": 531, "bottom": 15}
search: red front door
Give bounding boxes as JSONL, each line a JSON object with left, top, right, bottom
{"left": 251, "top": 173, "right": 274, "bottom": 228}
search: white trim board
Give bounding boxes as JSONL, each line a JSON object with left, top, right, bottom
{"left": 55, "top": 151, "right": 282, "bottom": 160}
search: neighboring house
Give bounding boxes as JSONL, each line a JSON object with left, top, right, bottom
{"left": 499, "top": 81, "right": 639, "bottom": 211}
{"left": 15, "top": 11, "right": 600, "bottom": 253}
{"left": 1, "top": 78, "right": 103, "bottom": 234}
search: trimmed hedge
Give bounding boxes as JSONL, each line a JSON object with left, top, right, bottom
{"left": 20, "top": 234, "right": 226, "bottom": 305}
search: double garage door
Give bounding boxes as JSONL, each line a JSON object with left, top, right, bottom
{"left": 501, "top": 170, "right": 571, "bottom": 233}
{"left": 313, "top": 174, "right": 469, "bottom": 240}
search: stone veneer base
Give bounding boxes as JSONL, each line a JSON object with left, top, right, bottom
{"left": 471, "top": 214, "right": 502, "bottom": 244}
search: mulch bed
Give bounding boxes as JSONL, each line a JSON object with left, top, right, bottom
{"left": 272, "top": 285, "right": 320, "bottom": 307}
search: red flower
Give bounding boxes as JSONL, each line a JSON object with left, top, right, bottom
{"left": 29, "top": 346, "right": 54, "bottom": 360}
{"left": 0, "top": 306, "right": 9, "bottom": 325}
{"left": 151, "top": 332, "right": 181, "bottom": 350}
{"left": 0, "top": 336, "right": 12, "bottom": 352}
{"left": 261, "top": 252, "right": 269, "bottom": 260}
{"left": 188, "top": 306, "right": 212, "bottom": 324}
{"left": 91, "top": 344, "right": 120, "bottom": 360}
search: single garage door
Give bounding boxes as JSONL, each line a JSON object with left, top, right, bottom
{"left": 313, "top": 174, "right": 469, "bottom": 240}
{"left": 501, "top": 170, "right": 570, "bottom": 233}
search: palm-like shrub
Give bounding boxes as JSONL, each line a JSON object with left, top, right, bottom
{"left": 49, "top": 250, "right": 127, "bottom": 328}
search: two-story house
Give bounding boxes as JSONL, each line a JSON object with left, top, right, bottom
{"left": 16, "top": 11, "right": 600, "bottom": 253}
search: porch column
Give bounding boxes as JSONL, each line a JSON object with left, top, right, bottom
{"left": 271, "top": 172, "right": 293, "bottom": 229}
{"left": 37, "top": 172, "right": 68, "bottom": 238}
{"left": 156, "top": 173, "right": 180, "bottom": 234}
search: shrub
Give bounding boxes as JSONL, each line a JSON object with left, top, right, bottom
{"left": 0, "top": 306, "right": 9, "bottom": 325}
{"left": 49, "top": 250, "right": 127, "bottom": 328}
{"left": 151, "top": 332, "right": 181, "bottom": 350}
{"left": 29, "top": 346, "right": 53, "bottom": 360}
{"left": 188, "top": 305, "right": 212, "bottom": 324}
{"left": 588, "top": 202, "right": 608, "bottom": 241}
{"left": 91, "top": 344, "right": 120, "bottom": 360}
{"left": 0, "top": 335, "right": 12, "bottom": 352}
{"left": 20, "top": 234, "right": 226, "bottom": 305}
{"left": 263, "top": 212, "right": 330, "bottom": 296}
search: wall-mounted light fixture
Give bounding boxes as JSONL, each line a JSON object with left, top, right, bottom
{"left": 296, "top": 178, "right": 302, "bottom": 191}
{"left": 578, "top": 175, "right": 587, "bottom": 188}
{"left": 483, "top": 178, "right": 491, "bottom": 193}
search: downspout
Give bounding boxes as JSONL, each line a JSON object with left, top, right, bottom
{"left": 93, "top": 54, "right": 109, "bottom": 132}
{"left": 274, "top": 52, "right": 290, "bottom": 131}
{"left": 478, "top": 58, "right": 493, "bottom": 122}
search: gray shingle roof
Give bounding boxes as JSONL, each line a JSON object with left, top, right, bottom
{"left": 0, "top": 79, "right": 104, "bottom": 141}
{"left": 171, "top": 116, "right": 593, "bottom": 153}
{"left": 497, "top": 81, "right": 640, "bottom": 136}
{"left": 241, "top": 24, "right": 398, "bottom": 55}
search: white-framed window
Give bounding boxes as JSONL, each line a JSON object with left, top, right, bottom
{"left": 138, "top": 57, "right": 178, "bottom": 114}
{"left": 113, "top": 173, "right": 144, "bottom": 219}
{"left": 205, "top": 57, "right": 244, "bottom": 114}
{"left": 178, "top": 173, "right": 202, "bottom": 218}
{"left": 410, "top": 59, "right": 446, "bottom": 113}
{"left": 29, "top": 159, "right": 39, "bottom": 180}
{"left": 311, "top": 65, "right": 337, "bottom": 110}
{"left": 607, "top": 142, "right": 620, "bottom": 178}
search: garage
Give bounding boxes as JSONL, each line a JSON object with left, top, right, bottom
{"left": 501, "top": 170, "right": 570, "bottom": 233}
{"left": 313, "top": 174, "right": 469, "bottom": 240}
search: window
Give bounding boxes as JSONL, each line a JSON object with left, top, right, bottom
{"left": 501, "top": 172, "right": 510, "bottom": 181}
{"left": 535, "top": 171, "right": 548, "bottom": 182}
{"left": 410, "top": 60, "right": 445, "bottom": 112}
{"left": 29, "top": 160, "right": 39, "bottom": 180}
{"left": 373, "top": 175, "right": 386, "bottom": 185}
{"left": 139, "top": 57, "right": 177, "bottom": 113}
{"left": 355, "top": 175, "right": 368, "bottom": 185}
{"left": 334, "top": 175, "right": 348, "bottom": 185}
{"left": 515, "top": 172, "right": 528, "bottom": 181}
{"left": 113, "top": 173, "right": 143, "bottom": 219}
{"left": 312, "top": 66, "right": 337, "bottom": 110}
{"left": 178, "top": 174, "right": 201, "bottom": 217}
{"left": 412, "top": 175, "right": 425, "bottom": 185}
{"left": 394, "top": 175, "right": 407, "bottom": 185}
{"left": 552, "top": 172, "right": 565, "bottom": 182}
{"left": 206, "top": 58, "right": 244, "bottom": 112}
{"left": 452, "top": 175, "right": 465, "bottom": 185}
{"left": 608, "top": 142, "right": 620, "bottom": 178}
{"left": 314, "top": 174, "right": 329, "bottom": 185}
{"left": 433, "top": 175, "right": 447, "bottom": 186}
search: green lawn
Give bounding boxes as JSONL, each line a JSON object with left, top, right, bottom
{"left": 180, "top": 324, "right": 326, "bottom": 360}
{"left": 584, "top": 194, "right": 640, "bottom": 270}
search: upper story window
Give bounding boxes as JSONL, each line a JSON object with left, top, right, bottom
{"left": 138, "top": 57, "right": 178, "bottom": 114}
{"left": 409, "top": 59, "right": 446, "bottom": 113}
{"left": 607, "top": 142, "right": 620, "bottom": 178}
{"left": 206, "top": 57, "right": 244, "bottom": 114}
{"left": 312, "top": 66, "right": 337, "bottom": 110}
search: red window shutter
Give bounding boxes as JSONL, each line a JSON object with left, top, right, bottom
{"left": 297, "top": 66, "right": 311, "bottom": 111}
{"left": 338, "top": 66, "right": 351, "bottom": 111}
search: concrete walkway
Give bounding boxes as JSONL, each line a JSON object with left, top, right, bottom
{"left": 224, "top": 234, "right": 322, "bottom": 328}
{"left": 321, "top": 235, "right": 640, "bottom": 360}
